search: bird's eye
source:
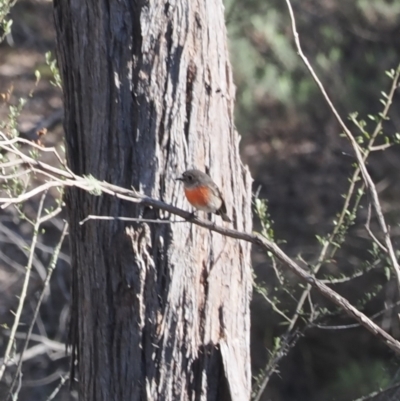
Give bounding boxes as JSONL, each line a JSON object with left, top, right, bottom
{"left": 187, "top": 175, "right": 193, "bottom": 181}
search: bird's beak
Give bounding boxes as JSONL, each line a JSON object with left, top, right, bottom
{"left": 175, "top": 176, "right": 183, "bottom": 181}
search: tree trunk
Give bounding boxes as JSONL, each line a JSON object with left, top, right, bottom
{"left": 53, "top": 1, "right": 252, "bottom": 400}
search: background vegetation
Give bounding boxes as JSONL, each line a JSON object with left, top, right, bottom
{"left": 1, "top": 0, "right": 400, "bottom": 400}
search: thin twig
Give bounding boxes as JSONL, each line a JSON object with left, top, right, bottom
{"left": 0, "top": 222, "right": 47, "bottom": 279}
{"left": 3, "top": 331, "right": 67, "bottom": 357}
{"left": 370, "top": 143, "right": 393, "bottom": 152}
{"left": 1, "top": 342, "right": 67, "bottom": 365}
{"left": 7, "top": 222, "right": 69, "bottom": 399}
{"left": 0, "top": 130, "right": 69, "bottom": 173}
{"left": 0, "top": 138, "right": 75, "bottom": 180}
{"left": 80, "top": 215, "right": 187, "bottom": 224}
{"left": 40, "top": 206, "right": 63, "bottom": 223}
{"left": 45, "top": 373, "right": 70, "bottom": 401}
{"left": 252, "top": 332, "right": 301, "bottom": 401}
{"left": 365, "top": 204, "right": 387, "bottom": 252}
{"left": 0, "top": 181, "right": 64, "bottom": 208}
{"left": 351, "top": 382, "right": 400, "bottom": 401}
{"left": 320, "top": 261, "right": 380, "bottom": 284}
{"left": 311, "top": 300, "right": 400, "bottom": 330}
{"left": 0, "top": 168, "right": 33, "bottom": 180}
{"left": 0, "top": 190, "right": 48, "bottom": 381}
{"left": 254, "top": 285, "right": 292, "bottom": 323}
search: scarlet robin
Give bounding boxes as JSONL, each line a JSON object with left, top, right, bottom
{"left": 176, "top": 169, "right": 232, "bottom": 222}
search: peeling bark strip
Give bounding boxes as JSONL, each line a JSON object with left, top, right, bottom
{"left": 53, "top": 1, "right": 252, "bottom": 401}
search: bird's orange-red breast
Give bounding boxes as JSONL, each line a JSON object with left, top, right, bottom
{"left": 176, "top": 169, "right": 231, "bottom": 222}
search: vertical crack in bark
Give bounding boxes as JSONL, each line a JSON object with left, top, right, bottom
{"left": 199, "top": 262, "right": 208, "bottom": 342}
{"left": 205, "top": 66, "right": 212, "bottom": 96}
{"left": 184, "top": 61, "right": 197, "bottom": 142}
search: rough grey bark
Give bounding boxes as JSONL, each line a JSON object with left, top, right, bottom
{"left": 53, "top": 1, "right": 252, "bottom": 400}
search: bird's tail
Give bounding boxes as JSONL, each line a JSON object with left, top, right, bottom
{"left": 217, "top": 208, "right": 231, "bottom": 222}
{"left": 217, "top": 200, "right": 232, "bottom": 223}
{"left": 220, "top": 212, "right": 232, "bottom": 223}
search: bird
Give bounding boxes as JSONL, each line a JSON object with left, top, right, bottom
{"left": 176, "top": 169, "right": 232, "bottom": 222}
